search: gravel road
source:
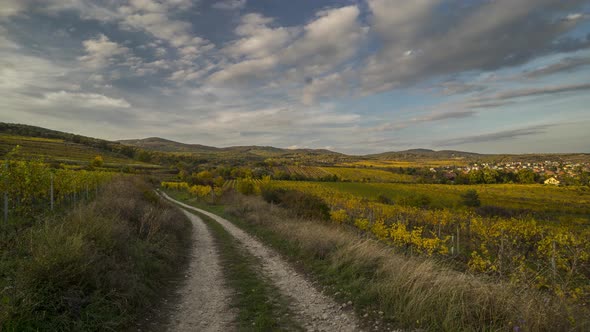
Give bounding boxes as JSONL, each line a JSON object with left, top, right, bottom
{"left": 162, "top": 192, "right": 362, "bottom": 332}
{"left": 165, "top": 209, "right": 235, "bottom": 332}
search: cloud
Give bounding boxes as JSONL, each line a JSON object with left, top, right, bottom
{"left": 436, "top": 124, "right": 554, "bottom": 146}
{"left": 523, "top": 57, "right": 590, "bottom": 78}
{"left": 302, "top": 70, "right": 352, "bottom": 105}
{"left": 361, "top": 0, "right": 589, "bottom": 95}
{"left": 212, "top": 0, "right": 247, "bottom": 10}
{"left": 480, "top": 82, "right": 590, "bottom": 101}
{"left": 0, "top": 0, "right": 26, "bottom": 18}
{"left": 78, "top": 34, "right": 131, "bottom": 68}
{"left": 280, "top": 6, "right": 366, "bottom": 74}
{"left": 418, "top": 110, "right": 477, "bottom": 122}
{"left": 377, "top": 109, "right": 477, "bottom": 131}
{"left": 208, "top": 56, "right": 277, "bottom": 85}
{"left": 223, "top": 13, "right": 298, "bottom": 60}
{"left": 40, "top": 90, "right": 131, "bottom": 108}
{"left": 209, "top": 5, "right": 367, "bottom": 99}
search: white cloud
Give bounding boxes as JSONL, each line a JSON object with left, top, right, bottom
{"left": 302, "top": 71, "right": 350, "bottom": 105}
{"left": 212, "top": 0, "right": 247, "bottom": 10}
{"left": 209, "top": 5, "right": 366, "bottom": 90}
{"left": 280, "top": 6, "right": 366, "bottom": 72}
{"left": 224, "top": 13, "right": 298, "bottom": 59}
{"left": 78, "top": 34, "right": 130, "bottom": 68}
{"left": 564, "top": 13, "right": 583, "bottom": 21}
{"left": 41, "top": 91, "right": 131, "bottom": 108}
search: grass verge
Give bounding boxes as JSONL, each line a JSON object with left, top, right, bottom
{"left": 166, "top": 189, "right": 590, "bottom": 332}
{"left": 0, "top": 178, "right": 192, "bottom": 331}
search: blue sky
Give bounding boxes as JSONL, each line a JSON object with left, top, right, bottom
{"left": 1, "top": 0, "right": 589, "bottom": 154}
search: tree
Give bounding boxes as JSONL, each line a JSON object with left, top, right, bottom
{"left": 461, "top": 189, "right": 481, "bottom": 207}
{"left": 91, "top": 155, "right": 104, "bottom": 167}
{"left": 483, "top": 169, "right": 499, "bottom": 184}
{"left": 517, "top": 169, "right": 536, "bottom": 184}
{"left": 135, "top": 150, "right": 152, "bottom": 162}
{"left": 193, "top": 170, "right": 214, "bottom": 186}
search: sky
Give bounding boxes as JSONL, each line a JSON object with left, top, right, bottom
{"left": 1, "top": 0, "right": 589, "bottom": 155}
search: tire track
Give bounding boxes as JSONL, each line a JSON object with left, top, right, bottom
{"left": 162, "top": 192, "right": 362, "bottom": 332}
{"left": 165, "top": 209, "right": 235, "bottom": 332}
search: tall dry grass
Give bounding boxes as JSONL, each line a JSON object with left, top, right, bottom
{"left": 0, "top": 177, "right": 191, "bottom": 331}
{"left": 221, "top": 192, "right": 588, "bottom": 331}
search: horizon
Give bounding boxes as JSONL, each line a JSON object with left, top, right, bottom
{"left": 119, "top": 135, "right": 590, "bottom": 156}
{"left": 1, "top": 1, "right": 590, "bottom": 154}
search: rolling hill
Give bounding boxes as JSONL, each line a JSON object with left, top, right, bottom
{"left": 2, "top": 123, "right": 589, "bottom": 167}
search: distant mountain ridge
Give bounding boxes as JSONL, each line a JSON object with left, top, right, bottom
{"left": 367, "top": 149, "right": 483, "bottom": 160}
{"left": 2, "top": 123, "right": 588, "bottom": 164}
{"left": 117, "top": 137, "right": 344, "bottom": 157}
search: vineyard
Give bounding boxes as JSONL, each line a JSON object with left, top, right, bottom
{"left": 257, "top": 180, "right": 589, "bottom": 304}
{"left": 340, "top": 159, "right": 469, "bottom": 168}
{"left": 0, "top": 158, "right": 114, "bottom": 219}
{"left": 164, "top": 177, "right": 590, "bottom": 303}
{"left": 273, "top": 181, "right": 590, "bottom": 224}
{"left": 0, "top": 134, "right": 159, "bottom": 169}
{"left": 272, "top": 165, "right": 415, "bottom": 183}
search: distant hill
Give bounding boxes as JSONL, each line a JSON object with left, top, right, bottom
{"left": 0, "top": 123, "right": 159, "bottom": 168}
{"left": 367, "top": 149, "right": 483, "bottom": 160}
{"left": 118, "top": 137, "right": 220, "bottom": 153}
{"left": 3, "top": 123, "right": 588, "bottom": 167}
{"left": 118, "top": 137, "right": 344, "bottom": 160}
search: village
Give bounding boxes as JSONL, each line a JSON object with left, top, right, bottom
{"left": 430, "top": 160, "right": 590, "bottom": 186}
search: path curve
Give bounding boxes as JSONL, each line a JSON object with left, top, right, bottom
{"left": 162, "top": 192, "right": 362, "bottom": 332}
{"left": 166, "top": 209, "right": 235, "bottom": 332}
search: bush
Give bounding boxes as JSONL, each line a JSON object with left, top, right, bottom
{"left": 260, "top": 188, "right": 330, "bottom": 221}
{"left": 261, "top": 187, "right": 286, "bottom": 204}
{"left": 377, "top": 193, "right": 393, "bottom": 205}
{"left": 236, "top": 178, "right": 257, "bottom": 195}
{"left": 461, "top": 189, "right": 481, "bottom": 207}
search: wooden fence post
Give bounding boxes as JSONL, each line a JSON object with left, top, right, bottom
{"left": 50, "top": 173, "right": 54, "bottom": 211}
{"left": 3, "top": 192, "right": 7, "bottom": 224}
{"left": 3, "top": 162, "right": 7, "bottom": 223}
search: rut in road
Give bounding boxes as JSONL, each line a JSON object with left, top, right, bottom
{"left": 166, "top": 209, "right": 235, "bottom": 332}
{"left": 162, "top": 192, "right": 362, "bottom": 332}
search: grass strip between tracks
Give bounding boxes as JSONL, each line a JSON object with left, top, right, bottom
{"left": 176, "top": 203, "right": 303, "bottom": 332}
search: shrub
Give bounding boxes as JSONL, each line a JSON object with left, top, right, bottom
{"left": 461, "top": 189, "right": 481, "bottom": 207}
{"left": 236, "top": 178, "right": 257, "bottom": 195}
{"left": 377, "top": 193, "right": 393, "bottom": 205}
{"left": 261, "top": 187, "right": 286, "bottom": 204}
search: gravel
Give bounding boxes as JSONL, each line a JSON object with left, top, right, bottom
{"left": 164, "top": 193, "right": 362, "bottom": 332}
{"left": 165, "top": 210, "right": 235, "bottom": 332}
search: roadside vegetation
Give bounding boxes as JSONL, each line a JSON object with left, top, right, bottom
{"left": 165, "top": 183, "right": 590, "bottom": 331}
{"left": 0, "top": 178, "right": 191, "bottom": 331}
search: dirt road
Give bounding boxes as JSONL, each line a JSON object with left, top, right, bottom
{"left": 166, "top": 209, "right": 235, "bottom": 332}
{"left": 162, "top": 192, "right": 361, "bottom": 332}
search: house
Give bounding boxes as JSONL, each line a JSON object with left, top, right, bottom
{"left": 544, "top": 177, "right": 560, "bottom": 186}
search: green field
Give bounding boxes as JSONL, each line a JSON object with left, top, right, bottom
{"left": 272, "top": 181, "right": 590, "bottom": 224}
{"left": 273, "top": 165, "right": 415, "bottom": 182}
